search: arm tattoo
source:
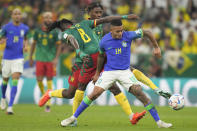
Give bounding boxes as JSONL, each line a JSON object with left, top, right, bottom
{"left": 67, "top": 35, "right": 79, "bottom": 49}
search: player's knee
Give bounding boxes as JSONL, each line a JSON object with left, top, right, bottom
{"left": 62, "top": 89, "right": 75, "bottom": 99}
{"left": 109, "top": 85, "right": 121, "bottom": 96}
{"left": 129, "top": 85, "right": 142, "bottom": 96}
{"left": 78, "top": 83, "right": 87, "bottom": 91}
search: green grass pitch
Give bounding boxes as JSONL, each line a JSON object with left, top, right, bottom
{"left": 0, "top": 104, "right": 197, "bottom": 131}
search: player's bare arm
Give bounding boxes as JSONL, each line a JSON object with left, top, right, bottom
{"left": 52, "top": 41, "right": 62, "bottom": 66}
{"left": 23, "top": 37, "right": 28, "bottom": 52}
{"left": 66, "top": 34, "right": 89, "bottom": 62}
{"left": 66, "top": 35, "right": 80, "bottom": 49}
{"left": 143, "top": 29, "right": 161, "bottom": 58}
{"left": 29, "top": 40, "right": 36, "bottom": 67}
{"left": 92, "top": 53, "right": 105, "bottom": 84}
{"left": 95, "top": 14, "right": 139, "bottom": 26}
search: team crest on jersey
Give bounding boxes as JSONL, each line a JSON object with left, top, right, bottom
{"left": 20, "top": 30, "right": 25, "bottom": 37}
{"left": 49, "top": 34, "right": 53, "bottom": 39}
{"left": 121, "top": 41, "right": 127, "bottom": 47}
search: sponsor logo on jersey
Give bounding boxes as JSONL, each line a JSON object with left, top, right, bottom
{"left": 121, "top": 41, "right": 127, "bottom": 47}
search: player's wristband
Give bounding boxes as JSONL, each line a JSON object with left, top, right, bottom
{"left": 122, "top": 15, "right": 128, "bottom": 19}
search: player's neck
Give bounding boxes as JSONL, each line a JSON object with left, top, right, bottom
{"left": 13, "top": 21, "right": 20, "bottom": 26}
{"left": 42, "top": 24, "right": 47, "bottom": 31}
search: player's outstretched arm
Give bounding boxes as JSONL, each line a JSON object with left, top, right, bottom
{"left": 96, "top": 14, "right": 139, "bottom": 26}
{"left": 143, "top": 30, "right": 161, "bottom": 58}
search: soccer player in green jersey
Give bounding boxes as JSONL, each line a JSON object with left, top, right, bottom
{"left": 39, "top": 9, "right": 148, "bottom": 125}
{"left": 29, "top": 12, "right": 62, "bottom": 112}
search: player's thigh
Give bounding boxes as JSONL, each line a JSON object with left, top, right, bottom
{"left": 36, "top": 61, "right": 45, "bottom": 77}
{"left": 68, "top": 66, "right": 81, "bottom": 88}
{"left": 1, "top": 59, "right": 12, "bottom": 78}
{"left": 11, "top": 59, "right": 24, "bottom": 77}
{"left": 95, "top": 71, "right": 117, "bottom": 91}
{"left": 118, "top": 69, "right": 139, "bottom": 91}
{"left": 45, "top": 62, "right": 55, "bottom": 78}
{"left": 78, "top": 53, "right": 98, "bottom": 84}
{"left": 108, "top": 83, "right": 121, "bottom": 96}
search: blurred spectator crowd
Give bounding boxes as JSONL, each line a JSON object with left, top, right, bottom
{"left": 0, "top": 0, "right": 197, "bottom": 77}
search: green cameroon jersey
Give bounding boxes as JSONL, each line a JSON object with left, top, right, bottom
{"left": 62, "top": 28, "right": 83, "bottom": 64}
{"left": 62, "top": 20, "right": 100, "bottom": 55}
{"left": 33, "top": 28, "right": 60, "bottom": 62}
{"left": 93, "top": 24, "right": 103, "bottom": 41}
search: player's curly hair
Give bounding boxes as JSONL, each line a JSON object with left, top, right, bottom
{"left": 87, "top": 2, "right": 103, "bottom": 12}
{"left": 47, "top": 19, "right": 73, "bottom": 31}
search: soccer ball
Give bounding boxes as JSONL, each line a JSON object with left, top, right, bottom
{"left": 168, "top": 94, "right": 184, "bottom": 110}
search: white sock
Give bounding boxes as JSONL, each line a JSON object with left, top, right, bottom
{"left": 129, "top": 113, "right": 134, "bottom": 120}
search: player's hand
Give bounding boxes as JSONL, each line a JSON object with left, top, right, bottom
{"left": 127, "top": 14, "right": 139, "bottom": 20}
{"left": 153, "top": 47, "right": 161, "bottom": 58}
{"left": 92, "top": 73, "right": 100, "bottom": 84}
{"left": 29, "top": 58, "right": 34, "bottom": 67}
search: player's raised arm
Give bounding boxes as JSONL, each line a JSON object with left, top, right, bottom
{"left": 95, "top": 14, "right": 139, "bottom": 26}
{"left": 142, "top": 29, "right": 161, "bottom": 58}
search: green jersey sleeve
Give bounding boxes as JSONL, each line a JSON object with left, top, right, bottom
{"left": 81, "top": 20, "right": 96, "bottom": 29}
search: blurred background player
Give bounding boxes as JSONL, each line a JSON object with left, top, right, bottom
{"left": 61, "top": 19, "right": 172, "bottom": 128}
{"left": 29, "top": 12, "right": 61, "bottom": 112}
{"left": 0, "top": 8, "right": 29, "bottom": 114}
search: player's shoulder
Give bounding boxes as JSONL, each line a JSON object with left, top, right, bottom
{"left": 20, "top": 23, "right": 29, "bottom": 30}
{"left": 123, "top": 31, "right": 136, "bottom": 39}
{"left": 79, "top": 20, "right": 94, "bottom": 26}
{"left": 2, "top": 22, "right": 12, "bottom": 29}
{"left": 102, "top": 32, "right": 111, "bottom": 41}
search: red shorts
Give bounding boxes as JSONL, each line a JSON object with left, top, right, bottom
{"left": 68, "top": 63, "right": 82, "bottom": 88}
{"left": 36, "top": 61, "right": 56, "bottom": 77}
{"left": 78, "top": 52, "right": 99, "bottom": 84}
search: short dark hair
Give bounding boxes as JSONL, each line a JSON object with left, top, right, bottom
{"left": 110, "top": 20, "right": 122, "bottom": 26}
{"left": 87, "top": 2, "right": 103, "bottom": 12}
